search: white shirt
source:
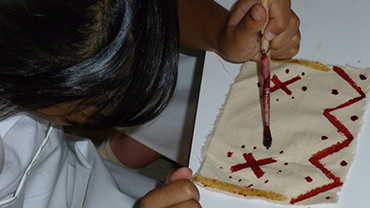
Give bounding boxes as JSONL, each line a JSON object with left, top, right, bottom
{"left": 0, "top": 115, "right": 45, "bottom": 200}
{"left": 0, "top": 133, "right": 4, "bottom": 174}
{"left": 0, "top": 114, "right": 159, "bottom": 208}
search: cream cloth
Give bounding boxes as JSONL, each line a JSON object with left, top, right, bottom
{"left": 194, "top": 60, "right": 370, "bottom": 205}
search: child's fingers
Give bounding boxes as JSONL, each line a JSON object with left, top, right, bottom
{"left": 269, "top": 10, "right": 301, "bottom": 59}
{"left": 169, "top": 199, "right": 202, "bottom": 208}
{"left": 232, "top": 3, "right": 267, "bottom": 43}
{"left": 227, "top": 0, "right": 259, "bottom": 26}
{"left": 264, "top": 0, "right": 292, "bottom": 40}
{"left": 166, "top": 167, "right": 193, "bottom": 184}
{"left": 220, "top": 2, "right": 267, "bottom": 62}
{"left": 141, "top": 180, "right": 200, "bottom": 208}
{"left": 270, "top": 28, "right": 301, "bottom": 59}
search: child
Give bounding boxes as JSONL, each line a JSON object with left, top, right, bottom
{"left": 0, "top": 0, "right": 300, "bottom": 207}
{"left": 100, "top": 0, "right": 302, "bottom": 173}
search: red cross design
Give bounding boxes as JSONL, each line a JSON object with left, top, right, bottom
{"left": 230, "top": 153, "right": 277, "bottom": 179}
{"left": 271, "top": 74, "right": 301, "bottom": 95}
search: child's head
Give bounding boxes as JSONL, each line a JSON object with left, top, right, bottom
{"left": 0, "top": 0, "right": 179, "bottom": 130}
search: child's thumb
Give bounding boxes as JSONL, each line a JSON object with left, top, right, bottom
{"left": 240, "top": 3, "right": 267, "bottom": 36}
{"left": 165, "top": 167, "right": 193, "bottom": 184}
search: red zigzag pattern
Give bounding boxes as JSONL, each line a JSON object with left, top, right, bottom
{"left": 290, "top": 66, "right": 366, "bottom": 204}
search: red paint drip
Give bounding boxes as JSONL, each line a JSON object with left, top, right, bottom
{"left": 332, "top": 89, "right": 339, "bottom": 95}
{"left": 351, "top": 115, "right": 359, "bottom": 121}
{"left": 290, "top": 66, "right": 366, "bottom": 204}
{"left": 227, "top": 152, "right": 233, "bottom": 157}
{"left": 230, "top": 153, "right": 277, "bottom": 179}
{"left": 305, "top": 176, "right": 313, "bottom": 183}
{"left": 360, "top": 74, "right": 367, "bottom": 80}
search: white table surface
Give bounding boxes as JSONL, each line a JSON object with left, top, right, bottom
{"left": 189, "top": 0, "right": 370, "bottom": 207}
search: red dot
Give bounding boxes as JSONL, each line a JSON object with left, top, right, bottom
{"left": 360, "top": 74, "right": 367, "bottom": 80}
{"left": 284, "top": 162, "right": 288, "bottom": 166}
{"left": 326, "top": 196, "right": 331, "bottom": 200}
{"left": 248, "top": 184, "right": 253, "bottom": 188}
{"left": 264, "top": 180, "right": 269, "bottom": 183}
{"left": 302, "top": 86, "right": 307, "bottom": 91}
{"left": 321, "top": 136, "right": 328, "bottom": 140}
{"left": 238, "top": 179, "right": 242, "bottom": 182}
{"left": 241, "top": 145, "right": 245, "bottom": 149}
{"left": 305, "top": 176, "right": 313, "bottom": 183}
{"left": 253, "top": 146, "right": 257, "bottom": 149}
{"left": 332, "top": 89, "right": 339, "bottom": 95}
{"left": 257, "top": 82, "right": 261, "bottom": 87}
{"left": 285, "top": 69, "right": 290, "bottom": 74}
{"left": 229, "top": 176, "right": 232, "bottom": 179}
{"left": 279, "top": 151, "right": 284, "bottom": 154}
{"left": 301, "top": 72, "right": 306, "bottom": 76}
{"left": 351, "top": 115, "right": 359, "bottom": 121}
{"left": 340, "top": 160, "right": 348, "bottom": 166}
{"left": 227, "top": 152, "right": 233, "bottom": 157}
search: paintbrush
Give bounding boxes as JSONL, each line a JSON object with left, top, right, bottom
{"left": 260, "top": 0, "right": 272, "bottom": 149}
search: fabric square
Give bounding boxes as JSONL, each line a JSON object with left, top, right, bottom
{"left": 194, "top": 60, "right": 370, "bottom": 205}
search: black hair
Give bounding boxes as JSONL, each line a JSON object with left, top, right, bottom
{"left": 0, "top": 0, "right": 179, "bottom": 130}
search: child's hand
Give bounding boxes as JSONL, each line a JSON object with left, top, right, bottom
{"left": 218, "top": 0, "right": 300, "bottom": 62}
{"left": 140, "top": 168, "right": 201, "bottom": 208}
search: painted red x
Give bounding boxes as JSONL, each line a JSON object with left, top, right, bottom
{"left": 271, "top": 74, "right": 301, "bottom": 95}
{"left": 230, "top": 153, "right": 277, "bottom": 179}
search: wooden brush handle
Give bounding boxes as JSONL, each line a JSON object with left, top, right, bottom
{"left": 260, "top": 0, "right": 270, "bottom": 54}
